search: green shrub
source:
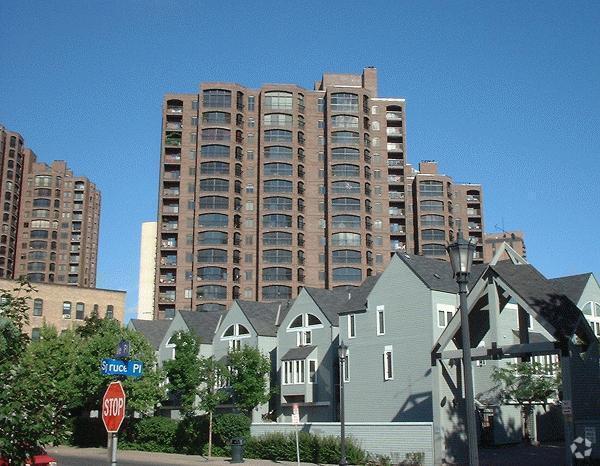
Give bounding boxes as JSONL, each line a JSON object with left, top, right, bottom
{"left": 70, "top": 417, "right": 107, "bottom": 447}
{"left": 244, "top": 431, "right": 366, "bottom": 464}
{"left": 213, "top": 413, "right": 251, "bottom": 446}
{"left": 202, "top": 443, "right": 230, "bottom": 457}
{"left": 402, "top": 452, "right": 425, "bottom": 465}
{"left": 120, "top": 416, "right": 178, "bottom": 453}
{"left": 174, "top": 415, "right": 209, "bottom": 454}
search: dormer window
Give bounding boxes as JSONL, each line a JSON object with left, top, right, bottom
{"left": 221, "top": 323, "right": 251, "bottom": 350}
{"left": 287, "top": 313, "right": 323, "bottom": 346}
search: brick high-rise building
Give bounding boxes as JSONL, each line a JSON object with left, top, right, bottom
{"left": 154, "top": 67, "right": 486, "bottom": 318}
{"left": 0, "top": 125, "right": 101, "bottom": 287}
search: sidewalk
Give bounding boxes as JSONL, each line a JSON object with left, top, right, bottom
{"left": 48, "top": 446, "right": 321, "bottom": 466}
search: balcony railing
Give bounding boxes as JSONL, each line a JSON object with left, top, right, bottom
{"left": 162, "top": 206, "right": 179, "bottom": 214}
{"left": 161, "top": 240, "right": 177, "bottom": 248}
{"left": 466, "top": 196, "right": 480, "bottom": 202}
{"left": 386, "top": 127, "right": 402, "bottom": 136}
{"left": 388, "top": 175, "right": 403, "bottom": 184}
{"left": 387, "top": 143, "right": 403, "bottom": 152}
{"left": 158, "top": 294, "right": 176, "bottom": 303}
{"left": 163, "top": 189, "right": 180, "bottom": 197}
{"left": 389, "top": 191, "right": 405, "bottom": 200}
{"left": 162, "top": 223, "right": 178, "bottom": 231}
{"left": 386, "top": 112, "right": 402, "bottom": 121}
{"left": 164, "top": 155, "right": 181, "bottom": 163}
{"left": 166, "top": 107, "right": 183, "bottom": 114}
{"left": 387, "top": 159, "right": 403, "bottom": 167}
{"left": 389, "top": 208, "right": 405, "bottom": 217}
{"left": 165, "top": 123, "right": 183, "bottom": 130}
{"left": 164, "top": 172, "right": 180, "bottom": 180}
{"left": 159, "top": 276, "right": 176, "bottom": 284}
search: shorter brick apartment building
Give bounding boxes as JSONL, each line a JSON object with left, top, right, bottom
{"left": 0, "top": 278, "right": 126, "bottom": 340}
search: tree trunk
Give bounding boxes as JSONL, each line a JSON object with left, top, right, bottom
{"left": 208, "top": 410, "right": 213, "bottom": 458}
{"left": 522, "top": 405, "right": 531, "bottom": 444}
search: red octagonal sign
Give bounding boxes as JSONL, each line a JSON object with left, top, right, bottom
{"left": 102, "top": 381, "right": 126, "bottom": 433}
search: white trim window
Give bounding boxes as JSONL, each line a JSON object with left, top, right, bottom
{"left": 437, "top": 303, "right": 456, "bottom": 328}
{"left": 283, "top": 359, "right": 306, "bottom": 385}
{"left": 383, "top": 345, "right": 393, "bottom": 380}
{"left": 342, "top": 350, "right": 350, "bottom": 382}
{"left": 221, "top": 323, "right": 251, "bottom": 351}
{"left": 582, "top": 301, "right": 600, "bottom": 337}
{"left": 376, "top": 305, "right": 385, "bottom": 335}
{"left": 348, "top": 314, "right": 356, "bottom": 338}
{"left": 287, "top": 313, "right": 323, "bottom": 347}
{"left": 308, "top": 359, "right": 318, "bottom": 384}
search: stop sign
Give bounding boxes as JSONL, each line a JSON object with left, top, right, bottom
{"left": 102, "top": 381, "right": 126, "bottom": 433}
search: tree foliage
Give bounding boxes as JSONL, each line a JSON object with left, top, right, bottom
{"left": 227, "top": 346, "right": 272, "bottom": 415}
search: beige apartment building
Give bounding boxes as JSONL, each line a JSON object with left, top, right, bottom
{"left": 154, "top": 67, "right": 486, "bottom": 318}
{"left": 483, "top": 230, "right": 526, "bottom": 262}
{"left": 0, "top": 125, "right": 100, "bottom": 287}
{"left": 0, "top": 278, "right": 125, "bottom": 340}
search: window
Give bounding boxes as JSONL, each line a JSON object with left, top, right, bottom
{"left": 333, "top": 249, "right": 361, "bottom": 264}
{"left": 264, "top": 113, "right": 293, "bottom": 127}
{"left": 263, "top": 249, "right": 292, "bottom": 264}
{"left": 75, "top": 302, "right": 85, "bottom": 320}
{"left": 264, "top": 162, "right": 293, "bottom": 176}
{"left": 262, "top": 267, "right": 292, "bottom": 281}
{"left": 199, "top": 178, "right": 229, "bottom": 192}
{"left": 583, "top": 302, "right": 600, "bottom": 337}
{"left": 331, "top": 181, "right": 360, "bottom": 194}
{"left": 331, "top": 114, "right": 359, "bottom": 128}
{"left": 263, "top": 231, "right": 292, "bottom": 246}
{"left": 202, "top": 111, "right": 231, "bottom": 124}
{"left": 201, "top": 145, "right": 229, "bottom": 158}
{"left": 33, "top": 298, "right": 43, "bottom": 316}
{"left": 331, "top": 131, "right": 359, "bottom": 145}
{"left": 264, "top": 129, "right": 292, "bottom": 142}
{"left": 200, "top": 161, "right": 229, "bottom": 175}
{"left": 197, "top": 285, "right": 227, "bottom": 300}
{"left": 198, "top": 213, "right": 228, "bottom": 228}
{"left": 421, "top": 214, "right": 445, "bottom": 227}
{"left": 332, "top": 215, "right": 360, "bottom": 229}
{"left": 348, "top": 314, "right": 356, "bottom": 338}
{"left": 199, "top": 196, "right": 229, "bottom": 210}
{"left": 422, "top": 229, "right": 446, "bottom": 241}
{"left": 383, "top": 345, "right": 393, "bottom": 380}
{"left": 31, "top": 328, "right": 41, "bottom": 342}
{"left": 332, "top": 267, "right": 362, "bottom": 282}
{"left": 221, "top": 323, "right": 251, "bottom": 350}
{"left": 421, "top": 200, "right": 444, "bottom": 212}
{"left": 198, "top": 231, "right": 228, "bottom": 245}
{"left": 262, "top": 285, "right": 292, "bottom": 300}
{"left": 332, "top": 232, "right": 360, "bottom": 247}
{"left": 331, "top": 164, "right": 360, "bottom": 178}
{"left": 422, "top": 244, "right": 447, "bottom": 257}
{"left": 106, "top": 305, "right": 114, "bottom": 319}
{"left": 264, "top": 146, "right": 292, "bottom": 160}
{"left": 63, "top": 301, "right": 72, "bottom": 319}
{"left": 201, "top": 128, "right": 230, "bottom": 141}
{"left": 308, "top": 359, "right": 317, "bottom": 383}
{"left": 282, "top": 360, "right": 305, "bottom": 385}
{"left": 420, "top": 180, "right": 444, "bottom": 196}
{"left": 264, "top": 91, "right": 293, "bottom": 110}
{"left": 264, "top": 197, "right": 292, "bottom": 211}
{"left": 331, "top": 197, "right": 360, "bottom": 211}
{"left": 197, "top": 248, "right": 227, "bottom": 263}
{"left": 263, "top": 214, "right": 292, "bottom": 228}
{"left": 197, "top": 266, "right": 227, "bottom": 281}
{"left": 437, "top": 304, "right": 456, "bottom": 328}
{"left": 342, "top": 351, "right": 350, "bottom": 382}
{"left": 377, "top": 306, "right": 385, "bottom": 335}
{"left": 331, "top": 93, "right": 359, "bottom": 112}
{"left": 203, "top": 89, "right": 231, "bottom": 108}
{"left": 264, "top": 179, "right": 293, "bottom": 193}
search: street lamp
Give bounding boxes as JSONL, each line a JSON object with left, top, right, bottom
{"left": 447, "top": 232, "right": 479, "bottom": 466}
{"left": 338, "top": 341, "right": 348, "bottom": 466}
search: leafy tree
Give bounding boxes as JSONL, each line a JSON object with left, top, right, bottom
{"left": 0, "top": 280, "right": 71, "bottom": 463}
{"left": 163, "top": 331, "right": 202, "bottom": 416}
{"left": 197, "top": 356, "right": 228, "bottom": 458}
{"left": 72, "top": 317, "right": 165, "bottom": 413}
{"left": 227, "top": 346, "right": 273, "bottom": 415}
{"left": 491, "top": 361, "right": 560, "bottom": 443}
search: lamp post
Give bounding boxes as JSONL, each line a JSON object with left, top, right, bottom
{"left": 338, "top": 341, "right": 348, "bottom": 466}
{"left": 447, "top": 232, "right": 479, "bottom": 466}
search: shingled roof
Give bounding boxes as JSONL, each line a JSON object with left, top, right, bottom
{"left": 549, "top": 273, "right": 593, "bottom": 305}
{"left": 395, "top": 252, "right": 485, "bottom": 293}
{"left": 178, "top": 310, "right": 223, "bottom": 344}
{"left": 490, "top": 261, "right": 591, "bottom": 342}
{"left": 235, "top": 300, "right": 292, "bottom": 337}
{"left": 129, "top": 319, "right": 171, "bottom": 350}
{"left": 340, "top": 274, "right": 382, "bottom": 314}
{"left": 303, "top": 287, "right": 350, "bottom": 325}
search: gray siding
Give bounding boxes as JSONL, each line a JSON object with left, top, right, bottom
{"left": 251, "top": 422, "right": 434, "bottom": 465}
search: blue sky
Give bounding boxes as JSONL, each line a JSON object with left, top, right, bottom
{"left": 1, "top": 1, "right": 599, "bottom": 320}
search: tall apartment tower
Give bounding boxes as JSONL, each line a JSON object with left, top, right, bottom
{"left": 155, "top": 68, "right": 485, "bottom": 318}
{"left": 14, "top": 159, "right": 101, "bottom": 287}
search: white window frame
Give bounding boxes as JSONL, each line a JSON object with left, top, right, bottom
{"left": 376, "top": 305, "right": 385, "bottom": 335}
{"left": 220, "top": 323, "right": 251, "bottom": 351}
{"left": 583, "top": 301, "right": 600, "bottom": 337}
{"left": 287, "top": 313, "right": 323, "bottom": 347}
{"left": 308, "top": 359, "right": 318, "bottom": 384}
{"left": 437, "top": 303, "right": 456, "bottom": 328}
{"left": 383, "top": 345, "right": 393, "bottom": 380}
{"left": 342, "top": 350, "right": 350, "bottom": 382}
{"left": 348, "top": 314, "right": 356, "bottom": 339}
{"left": 283, "top": 359, "right": 306, "bottom": 385}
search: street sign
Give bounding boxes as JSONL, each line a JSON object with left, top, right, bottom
{"left": 115, "top": 339, "right": 130, "bottom": 358}
{"left": 102, "top": 381, "right": 126, "bottom": 433}
{"left": 291, "top": 403, "right": 300, "bottom": 424}
{"left": 101, "top": 358, "right": 144, "bottom": 378}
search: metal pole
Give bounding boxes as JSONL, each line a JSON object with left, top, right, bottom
{"left": 110, "top": 432, "right": 118, "bottom": 466}
{"left": 295, "top": 426, "right": 300, "bottom": 466}
{"left": 339, "top": 355, "right": 347, "bottom": 466}
{"left": 458, "top": 278, "right": 479, "bottom": 466}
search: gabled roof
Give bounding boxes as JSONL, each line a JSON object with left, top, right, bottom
{"left": 549, "top": 273, "right": 593, "bottom": 305}
{"left": 340, "top": 274, "right": 382, "bottom": 314}
{"left": 178, "top": 310, "right": 223, "bottom": 344}
{"left": 280, "top": 345, "right": 316, "bottom": 361}
{"left": 303, "top": 287, "right": 349, "bottom": 325}
{"left": 234, "top": 300, "right": 292, "bottom": 337}
{"left": 129, "top": 319, "right": 171, "bottom": 350}
{"left": 490, "top": 262, "right": 587, "bottom": 341}
{"left": 395, "top": 252, "right": 485, "bottom": 293}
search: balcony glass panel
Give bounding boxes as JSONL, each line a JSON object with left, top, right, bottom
{"left": 264, "top": 146, "right": 292, "bottom": 160}
{"left": 197, "top": 249, "right": 228, "bottom": 263}
{"left": 332, "top": 267, "right": 362, "bottom": 282}
{"left": 262, "top": 249, "right": 292, "bottom": 264}
{"left": 263, "top": 231, "right": 292, "bottom": 245}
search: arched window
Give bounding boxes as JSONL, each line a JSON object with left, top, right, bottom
{"left": 331, "top": 181, "right": 360, "bottom": 194}
{"left": 197, "top": 303, "right": 226, "bottom": 312}
{"left": 264, "top": 113, "right": 293, "bottom": 127}
{"left": 199, "top": 178, "right": 229, "bottom": 192}
{"left": 331, "top": 131, "right": 359, "bottom": 144}
{"left": 201, "top": 145, "right": 230, "bottom": 158}
{"left": 264, "top": 91, "right": 293, "bottom": 110}
{"left": 202, "top": 128, "right": 230, "bottom": 142}
{"left": 198, "top": 231, "right": 228, "bottom": 245}
{"left": 331, "top": 147, "right": 359, "bottom": 161}
{"left": 331, "top": 115, "right": 359, "bottom": 129}
{"left": 262, "top": 285, "right": 292, "bottom": 300}
{"left": 264, "top": 146, "right": 292, "bottom": 160}
{"left": 332, "top": 267, "right": 362, "bottom": 282}
{"left": 198, "top": 213, "right": 228, "bottom": 228}
{"left": 200, "top": 161, "right": 229, "bottom": 175}
{"left": 332, "top": 198, "right": 360, "bottom": 211}
{"left": 197, "top": 285, "right": 227, "bottom": 300}
{"left": 263, "top": 214, "right": 292, "bottom": 228}
{"left": 264, "top": 179, "right": 293, "bottom": 193}
{"left": 419, "top": 180, "right": 444, "bottom": 196}
{"left": 332, "top": 250, "right": 361, "bottom": 264}
{"left": 263, "top": 249, "right": 292, "bottom": 264}
{"left": 422, "top": 244, "right": 446, "bottom": 256}
{"left": 197, "top": 249, "right": 228, "bottom": 263}
{"left": 422, "top": 229, "right": 446, "bottom": 241}
{"left": 262, "top": 267, "right": 292, "bottom": 281}
{"left": 263, "top": 197, "right": 292, "bottom": 211}
{"left": 332, "top": 164, "right": 360, "bottom": 177}
{"left": 202, "top": 111, "right": 231, "bottom": 124}
{"left": 199, "top": 196, "right": 229, "bottom": 209}
{"left": 264, "top": 163, "right": 293, "bottom": 176}
{"left": 197, "top": 267, "right": 227, "bottom": 281}
{"left": 263, "top": 231, "right": 292, "bottom": 246}
{"left": 332, "top": 232, "right": 360, "bottom": 246}
{"left": 332, "top": 215, "right": 360, "bottom": 229}
{"left": 331, "top": 93, "right": 359, "bottom": 112}
{"left": 264, "top": 129, "right": 292, "bottom": 143}
{"left": 421, "top": 215, "right": 445, "bottom": 227}
{"left": 203, "top": 89, "right": 232, "bottom": 108}
{"left": 420, "top": 200, "right": 444, "bottom": 212}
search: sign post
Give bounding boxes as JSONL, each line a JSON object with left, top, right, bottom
{"left": 102, "top": 381, "right": 126, "bottom": 466}
{"left": 292, "top": 403, "right": 300, "bottom": 466}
